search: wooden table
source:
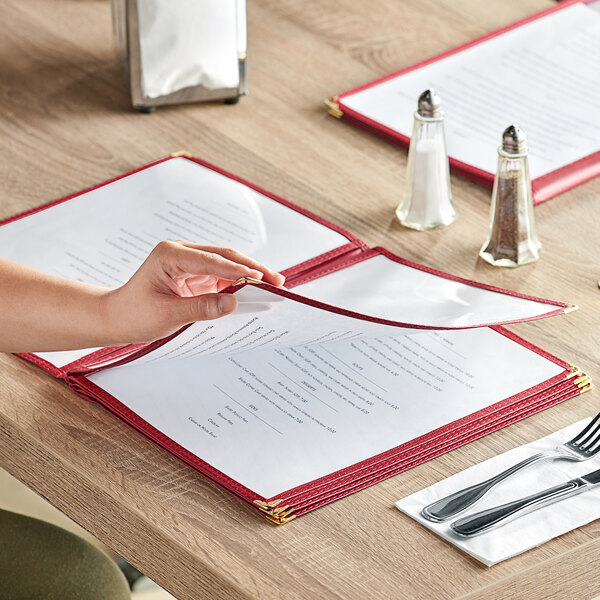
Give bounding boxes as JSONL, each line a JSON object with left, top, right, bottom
{"left": 1, "top": 1, "right": 599, "bottom": 598}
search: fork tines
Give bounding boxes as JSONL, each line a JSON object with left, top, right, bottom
{"left": 569, "top": 412, "right": 600, "bottom": 454}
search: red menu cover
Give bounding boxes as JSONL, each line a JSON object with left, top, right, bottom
{"left": 0, "top": 154, "right": 591, "bottom": 523}
{"left": 327, "top": 0, "right": 600, "bottom": 204}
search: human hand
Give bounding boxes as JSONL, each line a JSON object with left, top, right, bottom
{"left": 103, "top": 241, "right": 285, "bottom": 344}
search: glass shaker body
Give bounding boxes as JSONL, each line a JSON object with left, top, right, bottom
{"left": 479, "top": 149, "right": 541, "bottom": 267}
{"left": 396, "top": 112, "right": 456, "bottom": 230}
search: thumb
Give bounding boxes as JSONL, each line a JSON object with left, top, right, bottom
{"left": 178, "top": 293, "right": 238, "bottom": 324}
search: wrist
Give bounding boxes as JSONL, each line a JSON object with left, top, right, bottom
{"left": 96, "top": 288, "right": 132, "bottom": 347}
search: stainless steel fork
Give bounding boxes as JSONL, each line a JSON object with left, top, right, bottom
{"left": 421, "top": 412, "right": 600, "bottom": 522}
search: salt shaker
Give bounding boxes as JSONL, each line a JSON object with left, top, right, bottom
{"left": 479, "top": 125, "right": 541, "bottom": 267}
{"left": 395, "top": 89, "right": 456, "bottom": 230}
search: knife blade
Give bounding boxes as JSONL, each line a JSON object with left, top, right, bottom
{"left": 450, "top": 467, "right": 600, "bottom": 537}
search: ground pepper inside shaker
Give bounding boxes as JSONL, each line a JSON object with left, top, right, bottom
{"left": 479, "top": 125, "right": 541, "bottom": 267}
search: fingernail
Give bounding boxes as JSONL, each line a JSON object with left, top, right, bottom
{"left": 218, "top": 294, "right": 237, "bottom": 314}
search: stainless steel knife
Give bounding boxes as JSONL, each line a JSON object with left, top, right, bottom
{"left": 450, "top": 467, "right": 600, "bottom": 537}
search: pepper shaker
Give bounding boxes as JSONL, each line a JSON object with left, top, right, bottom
{"left": 479, "top": 125, "right": 541, "bottom": 267}
{"left": 395, "top": 89, "right": 457, "bottom": 230}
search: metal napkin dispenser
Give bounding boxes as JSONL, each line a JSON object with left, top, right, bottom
{"left": 109, "top": 0, "right": 248, "bottom": 111}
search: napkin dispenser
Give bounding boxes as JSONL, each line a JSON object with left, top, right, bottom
{"left": 109, "top": 0, "right": 248, "bottom": 111}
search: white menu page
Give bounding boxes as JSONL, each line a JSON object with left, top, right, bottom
{"left": 89, "top": 286, "right": 563, "bottom": 499}
{"left": 342, "top": 3, "right": 600, "bottom": 179}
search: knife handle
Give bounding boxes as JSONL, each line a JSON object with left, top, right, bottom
{"left": 421, "top": 452, "right": 547, "bottom": 522}
{"left": 450, "top": 478, "right": 586, "bottom": 537}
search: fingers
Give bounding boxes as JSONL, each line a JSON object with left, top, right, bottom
{"left": 155, "top": 241, "right": 265, "bottom": 283}
{"left": 146, "top": 241, "right": 284, "bottom": 329}
{"left": 174, "top": 241, "right": 286, "bottom": 287}
{"left": 177, "top": 292, "right": 238, "bottom": 323}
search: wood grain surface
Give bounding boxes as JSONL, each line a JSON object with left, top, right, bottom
{"left": 1, "top": 1, "right": 599, "bottom": 598}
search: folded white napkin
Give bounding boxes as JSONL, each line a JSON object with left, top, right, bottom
{"left": 139, "top": 0, "right": 241, "bottom": 98}
{"left": 396, "top": 418, "right": 600, "bottom": 566}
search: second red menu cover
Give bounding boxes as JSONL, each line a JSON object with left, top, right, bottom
{"left": 327, "top": 0, "right": 600, "bottom": 204}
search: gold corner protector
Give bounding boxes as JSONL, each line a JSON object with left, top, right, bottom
{"left": 564, "top": 304, "right": 579, "bottom": 313}
{"left": 574, "top": 373, "right": 593, "bottom": 390}
{"left": 567, "top": 366, "right": 593, "bottom": 391}
{"left": 233, "top": 277, "right": 264, "bottom": 286}
{"left": 170, "top": 150, "right": 193, "bottom": 158}
{"left": 325, "top": 96, "right": 343, "bottom": 119}
{"left": 253, "top": 499, "right": 283, "bottom": 510}
{"left": 253, "top": 499, "right": 296, "bottom": 524}
{"left": 262, "top": 510, "right": 297, "bottom": 525}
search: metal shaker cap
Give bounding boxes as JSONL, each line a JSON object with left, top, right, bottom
{"left": 417, "top": 89, "right": 441, "bottom": 118}
{"left": 502, "top": 125, "right": 527, "bottom": 154}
